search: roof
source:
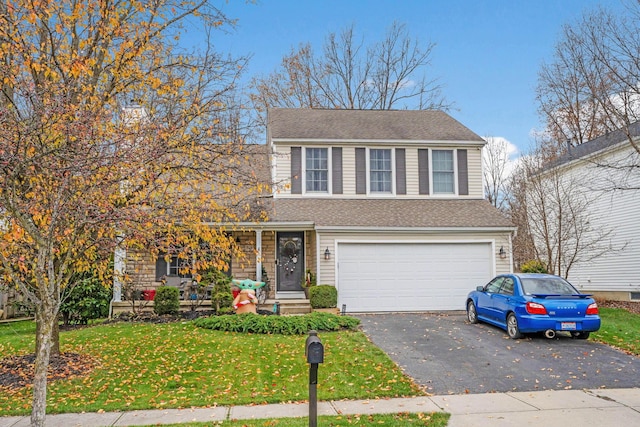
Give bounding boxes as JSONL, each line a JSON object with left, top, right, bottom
{"left": 268, "top": 108, "right": 485, "bottom": 142}
{"left": 268, "top": 198, "right": 514, "bottom": 229}
{"left": 549, "top": 121, "right": 640, "bottom": 168}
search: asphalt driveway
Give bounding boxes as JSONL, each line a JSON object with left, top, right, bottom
{"left": 357, "top": 313, "right": 640, "bottom": 395}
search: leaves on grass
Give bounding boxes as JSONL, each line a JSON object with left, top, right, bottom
{"left": 0, "top": 352, "right": 96, "bottom": 390}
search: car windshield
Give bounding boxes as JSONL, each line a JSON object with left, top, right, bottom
{"left": 520, "top": 277, "right": 579, "bottom": 295}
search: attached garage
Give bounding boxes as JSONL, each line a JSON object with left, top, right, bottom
{"left": 337, "top": 242, "right": 493, "bottom": 312}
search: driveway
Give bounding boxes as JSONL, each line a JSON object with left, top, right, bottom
{"left": 357, "top": 313, "right": 640, "bottom": 395}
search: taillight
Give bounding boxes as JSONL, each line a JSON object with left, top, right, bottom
{"left": 586, "top": 302, "right": 599, "bottom": 315}
{"left": 526, "top": 301, "right": 548, "bottom": 315}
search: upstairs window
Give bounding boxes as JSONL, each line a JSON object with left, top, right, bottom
{"left": 370, "top": 149, "right": 392, "bottom": 193}
{"left": 305, "top": 148, "right": 328, "bottom": 192}
{"left": 432, "top": 150, "right": 454, "bottom": 194}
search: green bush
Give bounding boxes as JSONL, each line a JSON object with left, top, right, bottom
{"left": 154, "top": 286, "right": 180, "bottom": 315}
{"left": 309, "top": 285, "right": 337, "bottom": 308}
{"left": 60, "top": 275, "right": 111, "bottom": 325}
{"left": 193, "top": 311, "right": 360, "bottom": 335}
{"left": 520, "top": 260, "right": 548, "bottom": 273}
{"left": 200, "top": 268, "right": 233, "bottom": 312}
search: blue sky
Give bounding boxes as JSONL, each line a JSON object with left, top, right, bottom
{"left": 206, "top": 0, "right": 626, "bottom": 155}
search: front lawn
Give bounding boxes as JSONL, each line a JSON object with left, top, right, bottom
{"left": 0, "top": 320, "right": 424, "bottom": 416}
{"left": 592, "top": 307, "right": 640, "bottom": 355}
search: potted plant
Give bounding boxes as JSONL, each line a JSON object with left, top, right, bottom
{"left": 301, "top": 269, "right": 316, "bottom": 299}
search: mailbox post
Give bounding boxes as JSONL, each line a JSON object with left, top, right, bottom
{"left": 305, "top": 330, "right": 324, "bottom": 427}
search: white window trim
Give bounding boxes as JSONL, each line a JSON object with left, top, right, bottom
{"left": 430, "top": 148, "right": 458, "bottom": 196}
{"left": 302, "top": 147, "right": 331, "bottom": 195}
{"left": 367, "top": 147, "right": 395, "bottom": 196}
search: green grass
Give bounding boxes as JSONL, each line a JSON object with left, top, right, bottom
{"left": 125, "top": 412, "right": 450, "bottom": 426}
{"left": 592, "top": 307, "right": 640, "bottom": 355}
{"left": 0, "top": 320, "right": 424, "bottom": 416}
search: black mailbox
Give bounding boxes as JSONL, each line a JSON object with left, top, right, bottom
{"left": 305, "top": 330, "right": 324, "bottom": 364}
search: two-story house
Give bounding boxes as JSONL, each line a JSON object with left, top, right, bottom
{"left": 122, "top": 108, "right": 515, "bottom": 313}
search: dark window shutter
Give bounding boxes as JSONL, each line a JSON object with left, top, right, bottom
{"left": 418, "top": 149, "right": 430, "bottom": 195}
{"left": 355, "top": 147, "right": 366, "bottom": 194}
{"left": 155, "top": 257, "right": 168, "bottom": 281}
{"left": 395, "top": 148, "right": 406, "bottom": 195}
{"left": 457, "top": 149, "right": 469, "bottom": 195}
{"left": 291, "top": 147, "right": 302, "bottom": 194}
{"left": 332, "top": 147, "right": 343, "bottom": 194}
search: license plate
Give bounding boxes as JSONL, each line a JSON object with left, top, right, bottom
{"left": 561, "top": 322, "right": 576, "bottom": 330}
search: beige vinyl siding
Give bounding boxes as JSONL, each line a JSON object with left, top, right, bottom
{"left": 342, "top": 146, "right": 356, "bottom": 195}
{"left": 317, "top": 231, "right": 513, "bottom": 286}
{"left": 466, "top": 147, "right": 484, "bottom": 197}
{"left": 405, "top": 148, "right": 420, "bottom": 196}
{"left": 273, "top": 144, "right": 292, "bottom": 195}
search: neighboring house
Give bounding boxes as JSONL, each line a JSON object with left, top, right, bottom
{"left": 124, "top": 108, "right": 515, "bottom": 313}
{"left": 534, "top": 122, "right": 640, "bottom": 302}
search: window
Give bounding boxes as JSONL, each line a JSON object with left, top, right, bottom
{"left": 432, "top": 150, "right": 454, "bottom": 194}
{"left": 370, "top": 149, "right": 392, "bottom": 193}
{"left": 155, "top": 254, "right": 192, "bottom": 281}
{"left": 305, "top": 148, "right": 328, "bottom": 192}
{"left": 485, "top": 277, "right": 504, "bottom": 293}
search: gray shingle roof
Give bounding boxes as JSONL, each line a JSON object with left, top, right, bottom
{"left": 269, "top": 198, "right": 513, "bottom": 228}
{"left": 268, "top": 108, "right": 485, "bottom": 142}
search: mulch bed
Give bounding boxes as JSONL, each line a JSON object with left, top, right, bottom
{"left": 0, "top": 352, "right": 96, "bottom": 391}
{"left": 598, "top": 299, "right": 640, "bottom": 314}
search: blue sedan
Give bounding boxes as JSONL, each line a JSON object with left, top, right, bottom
{"left": 466, "top": 273, "right": 601, "bottom": 339}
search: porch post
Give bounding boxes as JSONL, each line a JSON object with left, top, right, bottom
{"left": 256, "top": 229, "right": 263, "bottom": 282}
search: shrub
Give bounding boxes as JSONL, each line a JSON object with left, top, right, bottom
{"left": 193, "top": 311, "right": 360, "bottom": 335}
{"left": 200, "top": 268, "right": 233, "bottom": 312}
{"left": 60, "top": 275, "right": 111, "bottom": 325}
{"left": 309, "top": 285, "right": 337, "bottom": 308}
{"left": 154, "top": 286, "right": 180, "bottom": 315}
{"left": 520, "top": 260, "right": 548, "bottom": 274}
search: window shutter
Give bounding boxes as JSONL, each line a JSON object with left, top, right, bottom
{"left": 395, "top": 148, "right": 406, "bottom": 195}
{"left": 291, "top": 147, "right": 302, "bottom": 194}
{"left": 355, "top": 147, "right": 366, "bottom": 194}
{"left": 332, "top": 147, "right": 343, "bottom": 194}
{"left": 457, "top": 149, "right": 469, "bottom": 195}
{"left": 418, "top": 149, "right": 430, "bottom": 195}
{"left": 155, "top": 257, "right": 168, "bottom": 281}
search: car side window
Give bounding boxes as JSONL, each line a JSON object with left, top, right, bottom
{"left": 499, "top": 278, "right": 514, "bottom": 295}
{"left": 485, "top": 277, "right": 504, "bottom": 293}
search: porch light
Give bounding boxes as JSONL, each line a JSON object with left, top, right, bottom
{"left": 499, "top": 246, "right": 506, "bottom": 259}
{"left": 324, "top": 247, "right": 331, "bottom": 260}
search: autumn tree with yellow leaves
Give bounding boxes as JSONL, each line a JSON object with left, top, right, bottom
{"left": 0, "top": 1, "right": 265, "bottom": 425}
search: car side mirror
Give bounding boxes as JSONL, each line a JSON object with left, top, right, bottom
{"left": 476, "top": 286, "right": 485, "bottom": 292}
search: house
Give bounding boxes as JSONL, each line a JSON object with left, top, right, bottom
{"left": 122, "top": 108, "right": 515, "bottom": 313}
{"left": 533, "top": 122, "right": 640, "bottom": 302}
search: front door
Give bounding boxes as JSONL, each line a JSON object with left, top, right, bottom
{"left": 277, "top": 232, "right": 304, "bottom": 292}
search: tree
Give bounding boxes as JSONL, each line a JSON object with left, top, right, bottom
{"left": 482, "top": 136, "right": 514, "bottom": 211}
{"left": 508, "top": 148, "right": 615, "bottom": 278}
{"left": 0, "top": 1, "right": 263, "bottom": 425}
{"left": 250, "top": 21, "right": 451, "bottom": 125}
{"left": 536, "top": 2, "right": 640, "bottom": 156}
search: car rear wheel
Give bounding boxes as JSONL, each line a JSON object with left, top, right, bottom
{"left": 467, "top": 301, "right": 478, "bottom": 324}
{"left": 506, "top": 313, "right": 523, "bottom": 339}
{"left": 571, "top": 331, "right": 590, "bottom": 340}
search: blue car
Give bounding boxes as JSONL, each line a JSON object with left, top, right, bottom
{"left": 466, "top": 273, "right": 601, "bottom": 339}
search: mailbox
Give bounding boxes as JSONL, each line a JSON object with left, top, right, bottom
{"left": 305, "top": 330, "right": 324, "bottom": 364}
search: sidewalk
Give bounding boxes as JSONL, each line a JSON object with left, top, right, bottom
{"left": 1, "top": 388, "right": 639, "bottom": 427}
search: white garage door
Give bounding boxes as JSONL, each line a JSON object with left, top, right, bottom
{"left": 337, "top": 242, "right": 492, "bottom": 312}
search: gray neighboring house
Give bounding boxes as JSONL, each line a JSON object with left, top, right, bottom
{"left": 536, "top": 122, "right": 640, "bottom": 301}
{"left": 254, "top": 108, "right": 515, "bottom": 312}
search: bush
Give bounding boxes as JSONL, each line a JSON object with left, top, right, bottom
{"left": 154, "top": 286, "right": 180, "bottom": 315}
{"left": 200, "top": 268, "right": 233, "bottom": 312}
{"left": 60, "top": 275, "right": 111, "bottom": 325}
{"left": 193, "top": 311, "right": 360, "bottom": 335}
{"left": 520, "top": 260, "right": 548, "bottom": 274}
{"left": 309, "top": 285, "right": 337, "bottom": 309}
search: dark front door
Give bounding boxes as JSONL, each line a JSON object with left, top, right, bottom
{"left": 277, "top": 232, "right": 304, "bottom": 292}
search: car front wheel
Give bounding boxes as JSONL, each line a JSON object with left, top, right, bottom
{"left": 571, "top": 331, "right": 590, "bottom": 340}
{"left": 467, "top": 301, "right": 479, "bottom": 324}
{"left": 506, "top": 313, "right": 523, "bottom": 339}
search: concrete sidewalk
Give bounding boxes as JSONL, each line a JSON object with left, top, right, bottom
{"left": 1, "top": 388, "right": 639, "bottom": 427}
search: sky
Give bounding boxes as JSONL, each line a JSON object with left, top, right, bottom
{"left": 201, "top": 0, "right": 628, "bottom": 157}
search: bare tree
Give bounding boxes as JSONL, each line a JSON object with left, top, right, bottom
{"left": 536, "top": 1, "right": 640, "bottom": 156}
{"left": 482, "top": 136, "right": 513, "bottom": 210}
{"left": 510, "top": 149, "right": 616, "bottom": 278}
{"left": 250, "top": 21, "right": 451, "bottom": 125}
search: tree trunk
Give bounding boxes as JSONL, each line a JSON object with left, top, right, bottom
{"left": 35, "top": 316, "right": 59, "bottom": 357}
{"left": 31, "top": 307, "right": 55, "bottom": 427}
